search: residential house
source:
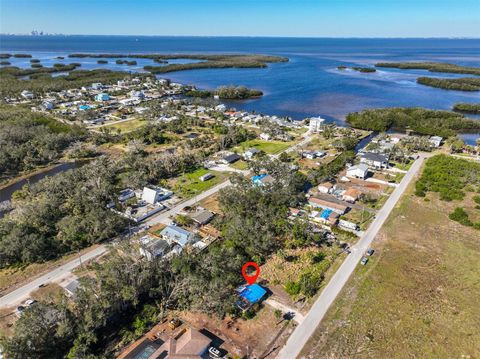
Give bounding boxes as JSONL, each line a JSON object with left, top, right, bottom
{"left": 95, "top": 93, "right": 110, "bottom": 102}
{"left": 130, "top": 90, "right": 145, "bottom": 100}
{"left": 64, "top": 279, "right": 80, "bottom": 298}
{"left": 236, "top": 284, "right": 267, "bottom": 311}
{"left": 360, "top": 152, "right": 389, "bottom": 169}
{"left": 308, "top": 197, "right": 348, "bottom": 215}
{"left": 244, "top": 147, "right": 261, "bottom": 160}
{"left": 346, "top": 164, "right": 369, "bottom": 179}
{"left": 142, "top": 186, "right": 173, "bottom": 205}
{"left": 342, "top": 188, "right": 361, "bottom": 203}
{"left": 309, "top": 117, "right": 325, "bottom": 132}
{"left": 222, "top": 153, "right": 241, "bottom": 164}
{"left": 118, "top": 188, "right": 136, "bottom": 202}
{"left": 199, "top": 173, "right": 214, "bottom": 182}
{"left": 91, "top": 83, "right": 103, "bottom": 90}
{"left": 191, "top": 210, "right": 215, "bottom": 226}
{"left": 139, "top": 235, "right": 170, "bottom": 260}
{"left": 260, "top": 132, "right": 271, "bottom": 141}
{"left": 429, "top": 136, "right": 443, "bottom": 148}
{"left": 21, "top": 90, "right": 34, "bottom": 100}
{"left": 118, "top": 327, "right": 211, "bottom": 359}
{"left": 252, "top": 174, "right": 275, "bottom": 186}
{"left": 160, "top": 225, "right": 196, "bottom": 247}
{"left": 318, "top": 182, "right": 334, "bottom": 194}
{"left": 339, "top": 219, "right": 359, "bottom": 231}
{"left": 215, "top": 104, "right": 226, "bottom": 112}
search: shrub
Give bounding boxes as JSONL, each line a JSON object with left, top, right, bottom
{"left": 449, "top": 207, "right": 473, "bottom": 226}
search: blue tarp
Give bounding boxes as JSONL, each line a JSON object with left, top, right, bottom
{"left": 239, "top": 284, "right": 267, "bottom": 304}
{"left": 320, "top": 209, "right": 333, "bottom": 219}
{"left": 252, "top": 174, "right": 268, "bottom": 184}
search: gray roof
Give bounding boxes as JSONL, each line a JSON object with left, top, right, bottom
{"left": 223, "top": 153, "right": 241, "bottom": 163}
{"left": 160, "top": 225, "right": 194, "bottom": 246}
{"left": 349, "top": 163, "right": 369, "bottom": 172}
{"left": 360, "top": 152, "right": 389, "bottom": 162}
{"left": 191, "top": 210, "right": 214, "bottom": 225}
{"left": 65, "top": 280, "right": 80, "bottom": 296}
{"left": 145, "top": 238, "right": 170, "bottom": 253}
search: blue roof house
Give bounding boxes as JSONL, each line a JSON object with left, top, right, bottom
{"left": 236, "top": 284, "right": 267, "bottom": 311}
{"left": 95, "top": 93, "right": 110, "bottom": 102}
{"left": 160, "top": 225, "right": 196, "bottom": 247}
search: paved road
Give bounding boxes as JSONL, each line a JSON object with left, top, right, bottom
{"left": 277, "top": 153, "right": 428, "bottom": 359}
{"left": 0, "top": 133, "right": 315, "bottom": 308}
{"left": 0, "top": 246, "right": 106, "bottom": 308}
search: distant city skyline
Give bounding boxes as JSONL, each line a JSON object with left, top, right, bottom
{"left": 1, "top": 0, "right": 479, "bottom": 38}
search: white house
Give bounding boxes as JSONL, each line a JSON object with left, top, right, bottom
{"left": 429, "top": 136, "right": 443, "bottom": 148}
{"left": 318, "top": 182, "right": 334, "bottom": 194}
{"left": 244, "top": 148, "right": 261, "bottom": 160}
{"left": 141, "top": 186, "right": 173, "bottom": 205}
{"left": 346, "top": 164, "right": 369, "bottom": 179}
{"left": 260, "top": 133, "right": 271, "bottom": 141}
{"left": 215, "top": 104, "right": 226, "bottom": 112}
{"left": 360, "top": 152, "right": 389, "bottom": 169}
{"left": 130, "top": 90, "right": 145, "bottom": 99}
{"left": 309, "top": 117, "right": 325, "bottom": 132}
{"left": 199, "top": 173, "right": 214, "bottom": 182}
{"left": 21, "top": 90, "right": 34, "bottom": 100}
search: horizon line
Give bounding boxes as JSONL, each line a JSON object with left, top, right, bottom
{"left": 1, "top": 33, "right": 480, "bottom": 40}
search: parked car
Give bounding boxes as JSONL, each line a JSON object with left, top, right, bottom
{"left": 24, "top": 299, "right": 37, "bottom": 306}
{"left": 366, "top": 249, "right": 375, "bottom": 256}
{"left": 360, "top": 257, "right": 369, "bottom": 265}
{"left": 208, "top": 346, "right": 222, "bottom": 358}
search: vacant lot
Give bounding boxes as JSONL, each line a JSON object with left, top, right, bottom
{"left": 103, "top": 118, "right": 147, "bottom": 133}
{"left": 301, "top": 183, "right": 480, "bottom": 358}
{"left": 167, "top": 168, "right": 227, "bottom": 198}
{"left": 235, "top": 139, "right": 293, "bottom": 154}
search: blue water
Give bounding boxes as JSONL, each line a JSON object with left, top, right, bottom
{"left": 1, "top": 36, "right": 479, "bottom": 143}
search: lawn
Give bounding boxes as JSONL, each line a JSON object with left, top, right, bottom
{"left": 300, "top": 180, "right": 480, "bottom": 358}
{"left": 168, "top": 168, "right": 227, "bottom": 198}
{"left": 103, "top": 118, "right": 147, "bottom": 133}
{"left": 230, "top": 159, "right": 249, "bottom": 170}
{"left": 235, "top": 139, "right": 293, "bottom": 154}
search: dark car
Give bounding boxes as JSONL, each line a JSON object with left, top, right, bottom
{"left": 366, "top": 249, "right": 375, "bottom": 256}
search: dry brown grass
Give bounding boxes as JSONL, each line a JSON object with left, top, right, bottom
{"left": 300, "top": 182, "right": 480, "bottom": 359}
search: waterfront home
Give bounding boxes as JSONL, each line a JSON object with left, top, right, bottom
{"left": 309, "top": 117, "right": 325, "bottom": 132}
{"left": 160, "top": 225, "right": 196, "bottom": 247}
{"left": 429, "top": 136, "right": 443, "bottom": 148}
{"left": 142, "top": 186, "right": 173, "bottom": 205}
{"left": 346, "top": 164, "right": 369, "bottom": 179}
{"left": 244, "top": 147, "right": 262, "bottom": 160}
{"left": 308, "top": 197, "right": 348, "bottom": 215}
{"left": 360, "top": 152, "right": 389, "bottom": 169}
{"left": 215, "top": 104, "right": 227, "bottom": 112}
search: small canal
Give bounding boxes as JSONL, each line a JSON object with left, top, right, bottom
{"left": 0, "top": 162, "right": 83, "bottom": 218}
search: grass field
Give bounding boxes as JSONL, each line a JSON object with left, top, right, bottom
{"left": 168, "top": 168, "right": 227, "bottom": 198}
{"left": 235, "top": 139, "right": 293, "bottom": 154}
{"left": 300, "top": 181, "right": 480, "bottom": 358}
{"left": 230, "top": 159, "right": 249, "bottom": 170}
{"left": 103, "top": 118, "right": 147, "bottom": 133}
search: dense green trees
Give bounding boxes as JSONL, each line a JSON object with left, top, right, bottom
{"left": 186, "top": 85, "right": 263, "bottom": 99}
{"left": 453, "top": 103, "right": 480, "bottom": 114}
{"left": 0, "top": 106, "right": 85, "bottom": 180}
{"left": 417, "top": 77, "right": 480, "bottom": 91}
{"left": 375, "top": 62, "right": 480, "bottom": 76}
{"left": 346, "top": 107, "right": 480, "bottom": 137}
{"left": 415, "top": 154, "right": 480, "bottom": 201}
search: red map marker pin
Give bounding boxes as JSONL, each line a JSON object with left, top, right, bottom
{"left": 242, "top": 262, "right": 260, "bottom": 285}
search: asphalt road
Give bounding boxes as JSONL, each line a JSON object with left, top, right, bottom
{"left": 0, "top": 133, "right": 314, "bottom": 308}
{"left": 277, "top": 153, "right": 428, "bottom": 359}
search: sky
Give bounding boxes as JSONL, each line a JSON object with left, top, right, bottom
{"left": 0, "top": 0, "right": 479, "bottom": 37}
